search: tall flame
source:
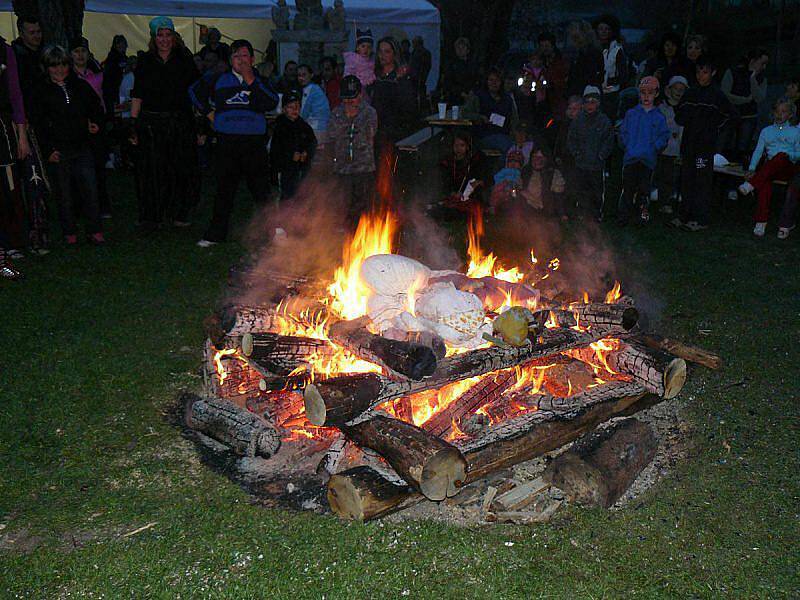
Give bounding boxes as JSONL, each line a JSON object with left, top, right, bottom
{"left": 605, "top": 281, "right": 622, "bottom": 304}
{"left": 327, "top": 211, "right": 397, "bottom": 320}
{"left": 466, "top": 206, "right": 525, "bottom": 283}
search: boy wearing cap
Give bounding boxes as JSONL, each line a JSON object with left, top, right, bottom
{"left": 567, "top": 85, "right": 615, "bottom": 220}
{"left": 617, "top": 76, "right": 670, "bottom": 224}
{"left": 325, "top": 75, "right": 378, "bottom": 227}
{"left": 673, "top": 55, "right": 734, "bottom": 231}
{"left": 270, "top": 92, "right": 317, "bottom": 199}
{"left": 655, "top": 75, "right": 687, "bottom": 214}
{"left": 190, "top": 39, "right": 279, "bottom": 246}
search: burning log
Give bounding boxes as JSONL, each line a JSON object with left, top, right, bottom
{"left": 305, "top": 328, "right": 603, "bottom": 427}
{"left": 316, "top": 434, "right": 348, "bottom": 479}
{"left": 339, "top": 415, "right": 467, "bottom": 501}
{"left": 184, "top": 394, "right": 281, "bottom": 458}
{"left": 421, "top": 368, "right": 518, "bottom": 437}
{"left": 203, "top": 340, "right": 264, "bottom": 398}
{"left": 219, "top": 304, "right": 277, "bottom": 337}
{"left": 532, "top": 303, "right": 639, "bottom": 333}
{"left": 327, "top": 384, "right": 655, "bottom": 520}
{"left": 240, "top": 332, "right": 334, "bottom": 376}
{"left": 634, "top": 333, "right": 722, "bottom": 370}
{"left": 328, "top": 317, "right": 438, "bottom": 380}
{"left": 327, "top": 466, "right": 413, "bottom": 521}
{"left": 568, "top": 341, "right": 686, "bottom": 399}
{"left": 543, "top": 418, "right": 657, "bottom": 508}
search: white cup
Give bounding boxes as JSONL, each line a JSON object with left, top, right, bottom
{"left": 451, "top": 105, "right": 460, "bottom": 120}
{"left": 438, "top": 102, "right": 447, "bottom": 119}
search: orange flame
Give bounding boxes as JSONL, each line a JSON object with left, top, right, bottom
{"left": 605, "top": 281, "right": 622, "bottom": 304}
{"left": 213, "top": 348, "right": 238, "bottom": 384}
{"left": 466, "top": 206, "right": 525, "bottom": 283}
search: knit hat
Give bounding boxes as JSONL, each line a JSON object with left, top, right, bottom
{"left": 69, "top": 37, "right": 89, "bottom": 52}
{"left": 282, "top": 91, "right": 301, "bottom": 107}
{"left": 667, "top": 75, "right": 689, "bottom": 88}
{"left": 356, "top": 28, "right": 374, "bottom": 46}
{"left": 149, "top": 16, "right": 175, "bottom": 37}
{"left": 340, "top": 75, "right": 362, "bottom": 99}
{"left": 582, "top": 85, "right": 601, "bottom": 100}
{"left": 639, "top": 76, "right": 660, "bottom": 91}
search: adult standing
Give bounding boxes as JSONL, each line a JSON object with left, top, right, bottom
{"left": 410, "top": 36, "right": 432, "bottom": 111}
{"left": 441, "top": 37, "right": 478, "bottom": 106}
{"left": 297, "top": 63, "right": 331, "bottom": 141}
{"left": 199, "top": 28, "right": 230, "bottom": 64}
{"left": 684, "top": 35, "right": 707, "bottom": 88}
{"left": 191, "top": 39, "right": 278, "bottom": 246}
{"left": 721, "top": 49, "right": 768, "bottom": 163}
{"left": 566, "top": 21, "right": 603, "bottom": 99}
{"left": 11, "top": 16, "right": 48, "bottom": 254}
{"left": 319, "top": 56, "right": 341, "bottom": 109}
{"left": 593, "top": 14, "right": 628, "bottom": 121}
{"left": 537, "top": 32, "right": 569, "bottom": 121}
{"left": 0, "top": 34, "right": 31, "bottom": 259}
{"left": 368, "top": 37, "right": 416, "bottom": 202}
{"left": 130, "top": 16, "right": 201, "bottom": 229}
{"left": 647, "top": 32, "right": 690, "bottom": 87}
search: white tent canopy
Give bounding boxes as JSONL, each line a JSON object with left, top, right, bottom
{"left": 0, "top": 0, "right": 440, "bottom": 88}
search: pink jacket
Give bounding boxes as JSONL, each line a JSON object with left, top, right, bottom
{"left": 343, "top": 52, "right": 375, "bottom": 88}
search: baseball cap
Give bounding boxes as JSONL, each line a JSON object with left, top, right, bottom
{"left": 667, "top": 75, "right": 689, "bottom": 88}
{"left": 639, "top": 75, "right": 660, "bottom": 91}
{"left": 340, "top": 75, "right": 362, "bottom": 100}
{"left": 69, "top": 37, "right": 89, "bottom": 52}
{"left": 582, "top": 85, "right": 601, "bottom": 100}
{"left": 149, "top": 16, "right": 175, "bottom": 37}
{"left": 282, "top": 91, "right": 301, "bottom": 106}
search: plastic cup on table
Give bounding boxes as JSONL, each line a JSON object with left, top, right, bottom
{"left": 451, "top": 105, "right": 460, "bottom": 120}
{"left": 438, "top": 102, "right": 447, "bottom": 119}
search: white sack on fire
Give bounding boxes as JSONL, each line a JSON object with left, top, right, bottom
{"left": 361, "top": 254, "right": 494, "bottom": 348}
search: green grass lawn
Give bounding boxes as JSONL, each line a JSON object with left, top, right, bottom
{"left": 1, "top": 170, "right": 798, "bottom": 598}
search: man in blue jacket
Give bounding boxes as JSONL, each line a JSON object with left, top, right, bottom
{"left": 617, "top": 76, "right": 670, "bottom": 225}
{"left": 190, "top": 39, "right": 278, "bottom": 246}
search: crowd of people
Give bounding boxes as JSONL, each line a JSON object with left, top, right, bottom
{"left": 1, "top": 12, "right": 799, "bottom": 282}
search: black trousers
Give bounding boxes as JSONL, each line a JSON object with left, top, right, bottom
{"left": 573, "top": 168, "right": 604, "bottom": 218}
{"left": 618, "top": 162, "right": 653, "bottom": 224}
{"left": 336, "top": 171, "right": 376, "bottom": 229}
{"left": 135, "top": 111, "right": 200, "bottom": 224}
{"left": 679, "top": 151, "right": 713, "bottom": 226}
{"left": 204, "top": 134, "right": 269, "bottom": 242}
{"left": 47, "top": 148, "right": 101, "bottom": 237}
{"left": 655, "top": 155, "right": 679, "bottom": 208}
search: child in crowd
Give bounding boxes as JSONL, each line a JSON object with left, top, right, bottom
{"left": 551, "top": 95, "right": 582, "bottom": 219}
{"left": 738, "top": 98, "right": 800, "bottom": 237}
{"left": 519, "top": 143, "right": 566, "bottom": 218}
{"left": 270, "top": 92, "right": 318, "bottom": 200}
{"left": 343, "top": 29, "right": 375, "bottom": 89}
{"left": 31, "top": 45, "right": 104, "bottom": 245}
{"left": 297, "top": 63, "right": 331, "bottom": 140}
{"left": 567, "top": 85, "right": 614, "bottom": 220}
{"left": 325, "top": 75, "right": 378, "bottom": 227}
{"left": 617, "top": 76, "right": 670, "bottom": 225}
{"left": 507, "top": 122, "right": 534, "bottom": 166}
{"left": 439, "top": 130, "right": 487, "bottom": 215}
{"left": 489, "top": 150, "right": 524, "bottom": 211}
{"left": 673, "top": 55, "right": 733, "bottom": 231}
{"left": 655, "top": 75, "right": 687, "bottom": 214}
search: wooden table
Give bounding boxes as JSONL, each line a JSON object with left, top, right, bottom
{"left": 424, "top": 111, "right": 474, "bottom": 131}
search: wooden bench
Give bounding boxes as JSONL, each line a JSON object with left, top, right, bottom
{"left": 714, "top": 162, "right": 788, "bottom": 186}
{"left": 396, "top": 127, "right": 442, "bottom": 153}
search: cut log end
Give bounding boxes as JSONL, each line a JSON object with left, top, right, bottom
{"left": 327, "top": 466, "right": 410, "bottom": 521}
{"left": 421, "top": 448, "right": 468, "bottom": 501}
{"left": 304, "top": 384, "right": 326, "bottom": 426}
{"left": 241, "top": 332, "right": 254, "bottom": 357}
{"left": 620, "top": 307, "right": 639, "bottom": 331}
{"left": 663, "top": 358, "right": 687, "bottom": 399}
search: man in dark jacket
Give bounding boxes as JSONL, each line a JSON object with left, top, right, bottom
{"left": 673, "top": 55, "right": 733, "bottom": 231}
{"left": 11, "top": 15, "right": 42, "bottom": 113}
{"left": 191, "top": 39, "right": 279, "bottom": 246}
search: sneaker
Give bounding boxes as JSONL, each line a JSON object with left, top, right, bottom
{"left": 777, "top": 225, "right": 794, "bottom": 240}
{"left": 7, "top": 249, "right": 24, "bottom": 259}
{"left": 727, "top": 189, "right": 738, "bottom": 201}
{"left": 668, "top": 217, "right": 684, "bottom": 228}
{"left": 173, "top": 220, "right": 192, "bottom": 228}
{"left": 738, "top": 181, "right": 755, "bottom": 195}
{"left": 196, "top": 239, "right": 218, "bottom": 248}
{"left": 683, "top": 221, "right": 708, "bottom": 232}
{"left": 659, "top": 205, "right": 673, "bottom": 214}
{"left": 0, "top": 264, "right": 23, "bottom": 280}
{"left": 88, "top": 232, "right": 105, "bottom": 245}
{"left": 30, "top": 247, "right": 50, "bottom": 256}
{"left": 753, "top": 222, "right": 767, "bottom": 237}
{"left": 64, "top": 235, "right": 78, "bottom": 245}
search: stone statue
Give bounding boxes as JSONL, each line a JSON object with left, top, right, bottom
{"left": 325, "top": 0, "right": 346, "bottom": 32}
{"left": 294, "top": 0, "right": 325, "bottom": 30}
{"left": 271, "top": 0, "right": 290, "bottom": 30}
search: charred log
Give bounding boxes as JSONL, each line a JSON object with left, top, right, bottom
{"left": 340, "top": 415, "right": 467, "bottom": 501}
{"left": 240, "top": 332, "right": 334, "bottom": 376}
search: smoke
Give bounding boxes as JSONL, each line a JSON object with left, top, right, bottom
{"left": 397, "top": 204, "right": 461, "bottom": 271}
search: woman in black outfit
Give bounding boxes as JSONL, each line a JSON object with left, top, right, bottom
{"left": 130, "top": 17, "right": 200, "bottom": 228}
{"left": 102, "top": 35, "right": 127, "bottom": 116}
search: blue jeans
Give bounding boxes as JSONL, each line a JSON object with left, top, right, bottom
{"left": 47, "top": 148, "right": 100, "bottom": 236}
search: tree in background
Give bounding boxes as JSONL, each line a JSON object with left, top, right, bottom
{"left": 11, "top": 0, "right": 84, "bottom": 47}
